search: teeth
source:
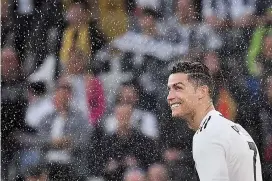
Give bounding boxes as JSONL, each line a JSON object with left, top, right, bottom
{"left": 171, "top": 103, "right": 181, "bottom": 108}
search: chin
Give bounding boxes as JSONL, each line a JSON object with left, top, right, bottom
{"left": 171, "top": 111, "right": 184, "bottom": 119}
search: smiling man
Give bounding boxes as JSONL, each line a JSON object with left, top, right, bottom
{"left": 167, "top": 61, "right": 263, "bottom": 181}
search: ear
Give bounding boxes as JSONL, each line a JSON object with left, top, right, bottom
{"left": 196, "top": 85, "right": 209, "bottom": 100}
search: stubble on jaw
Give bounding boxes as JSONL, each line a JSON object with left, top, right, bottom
{"left": 176, "top": 111, "right": 196, "bottom": 130}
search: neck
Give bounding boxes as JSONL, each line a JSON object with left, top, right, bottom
{"left": 143, "top": 27, "right": 156, "bottom": 36}
{"left": 117, "top": 126, "right": 130, "bottom": 137}
{"left": 58, "top": 107, "right": 69, "bottom": 118}
{"left": 70, "top": 22, "right": 87, "bottom": 28}
{"left": 190, "top": 101, "right": 215, "bottom": 131}
{"left": 178, "top": 13, "right": 195, "bottom": 25}
{"left": 178, "top": 16, "right": 189, "bottom": 25}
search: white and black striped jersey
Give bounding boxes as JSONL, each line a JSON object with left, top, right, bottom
{"left": 193, "top": 110, "right": 263, "bottom": 181}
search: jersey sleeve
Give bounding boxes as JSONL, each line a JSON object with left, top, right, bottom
{"left": 194, "top": 136, "right": 230, "bottom": 181}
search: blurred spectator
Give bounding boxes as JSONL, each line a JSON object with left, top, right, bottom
{"left": 147, "top": 163, "right": 168, "bottom": 181}
{"left": 103, "top": 80, "right": 159, "bottom": 139}
{"left": 110, "top": 7, "right": 193, "bottom": 111}
{"left": 123, "top": 168, "right": 146, "bottom": 181}
{"left": 10, "top": 0, "right": 43, "bottom": 60}
{"left": 26, "top": 27, "right": 62, "bottom": 91}
{"left": 256, "top": 31, "right": 272, "bottom": 75}
{"left": 37, "top": 81, "right": 92, "bottom": 180}
{"left": 202, "top": 0, "right": 256, "bottom": 28}
{"left": 247, "top": 28, "right": 272, "bottom": 77}
{"left": 24, "top": 173, "right": 47, "bottom": 181}
{"left": 60, "top": 0, "right": 106, "bottom": 66}
{"left": 202, "top": 0, "right": 231, "bottom": 29}
{"left": 1, "top": 47, "right": 28, "bottom": 181}
{"left": 98, "top": 0, "right": 128, "bottom": 40}
{"left": 203, "top": 51, "right": 238, "bottom": 121}
{"left": 25, "top": 82, "right": 54, "bottom": 129}
{"left": 256, "top": 0, "right": 272, "bottom": 17}
{"left": 14, "top": 81, "right": 53, "bottom": 180}
{"left": 101, "top": 102, "right": 159, "bottom": 181}
{"left": 247, "top": 8, "right": 272, "bottom": 76}
{"left": 112, "top": 7, "right": 180, "bottom": 111}
{"left": 136, "top": 0, "right": 162, "bottom": 10}
{"left": 62, "top": 49, "right": 105, "bottom": 126}
{"left": 1, "top": 0, "right": 14, "bottom": 47}
{"left": 23, "top": 0, "right": 63, "bottom": 76}
{"left": 96, "top": 6, "right": 179, "bottom": 114}
{"left": 202, "top": 0, "right": 256, "bottom": 54}
{"left": 112, "top": 7, "right": 186, "bottom": 61}
{"left": 138, "top": 8, "right": 160, "bottom": 36}
{"left": 165, "top": 0, "right": 222, "bottom": 59}
{"left": 259, "top": 74, "right": 272, "bottom": 180}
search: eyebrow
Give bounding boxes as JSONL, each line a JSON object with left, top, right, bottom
{"left": 167, "top": 82, "right": 185, "bottom": 89}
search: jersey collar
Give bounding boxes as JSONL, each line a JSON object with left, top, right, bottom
{"left": 198, "top": 109, "right": 220, "bottom": 130}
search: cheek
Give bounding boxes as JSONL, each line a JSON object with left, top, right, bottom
{"left": 140, "top": 17, "right": 150, "bottom": 26}
{"left": 53, "top": 97, "right": 60, "bottom": 108}
{"left": 182, "top": 93, "right": 198, "bottom": 108}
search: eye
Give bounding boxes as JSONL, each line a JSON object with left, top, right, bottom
{"left": 174, "top": 85, "right": 183, "bottom": 90}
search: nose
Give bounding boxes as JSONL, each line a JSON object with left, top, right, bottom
{"left": 167, "top": 90, "right": 175, "bottom": 103}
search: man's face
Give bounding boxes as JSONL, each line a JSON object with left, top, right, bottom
{"left": 139, "top": 14, "right": 155, "bottom": 31}
{"left": 120, "top": 86, "right": 138, "bottom": 105}
{"left": 167, "top": 73, "right": 198, "bottom": 118}
{"left": 1, "top": 48, "right": 20, "bottom": 81}
{"left": 148, "top": 165, "right": 167, "bottom": 181}
{"left": 125, "top": 172, "right": 145, "bottom": 181}
{"left": 53, "top": 88, "right": 71, "bottom": 112}
{"left": 266, "top": 76, "right": 272, "bottom": 103}
{"left": 66, "top": 52, "right": 87, "bottom": 74}
{"left": 177, "top": 0, "right": 191, "bottom": 17}
{"left": 115, "top": 103, "right": 133, "bottom": 127}
{"left": 203, "top": 52, "right": 220, "bottom": 75}
{"left": 263, "top": 36, "right": 272, "bottom": 58}
{"left": 66, "top": 4, "right": 86, "bottom": 25}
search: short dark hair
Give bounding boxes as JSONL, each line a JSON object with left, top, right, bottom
{"left": 114, "top": 79, "right": 140, "bottom": 105}
{"left": 121, "top": 79, "right": 139, "bottom": 92}
{"left": 72, "top": 0, "right": 90, "bottom": 11}
{"left": 170, "top": 61, "right": 214, "bottom": 97}
{"left": 56, "top": 82, "right": 72, "bottom": 92}
{"left": 29, "top": 81, "right": 47, "bottom": 96}
{"left": 141, "top": 8, "right": 159, "bottom": 18}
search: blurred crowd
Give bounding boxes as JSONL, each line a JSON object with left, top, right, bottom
{"left": 1, "top": 0, "right": 272, "bottom": 180}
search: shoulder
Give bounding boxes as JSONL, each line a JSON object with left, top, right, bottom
{"left": 193, "top": 113, "right": 231, "bottom": 146}
{"left": 86, "top": 75, "right": 103, "bottom": 86}
{"left": 104, "top": 114, "right": 116, "bottom": 122}
{"left": 88, "top": 20, "right": 100, "bottom": 32}
{"left": 69, "top": 110, "right": 88, "bottom": 122}
{"left": 134, "top": 109, "right": 157, "bottom": 119}
{"left": 38, "top": 112, "right": 56, "bottom": 131}
{"left": 103, "top": 115, "right": 117, "bottom": 131}
{"left": 196, "top": 113, "right": 227, "bottom": 134}
{"left": 41, "top": 112, "right": 56, "bottom": 123}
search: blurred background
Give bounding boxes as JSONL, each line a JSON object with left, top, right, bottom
{"left": 1, "top": 0, "right": 272, "bottom": 180}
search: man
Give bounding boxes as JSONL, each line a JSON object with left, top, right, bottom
{"left": 38, "top": 81, "right": 91, "bottom": 180}
{"left": 123, "top": 168, "right": 146, "bottom": 181}
{"left": 101, "top": 101, "right": 159, "bottom": 180}
{"left": 147, "top": 163, "right": 168, "bottom": 181}
{"left": 1, "top": 47, "right": 28, "bottom": 180}
{"left": 104, "top": 81, "right": 158, "bottom": 139}
{"left": 167, "top": 61, "right": 263, "bottom": 181}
